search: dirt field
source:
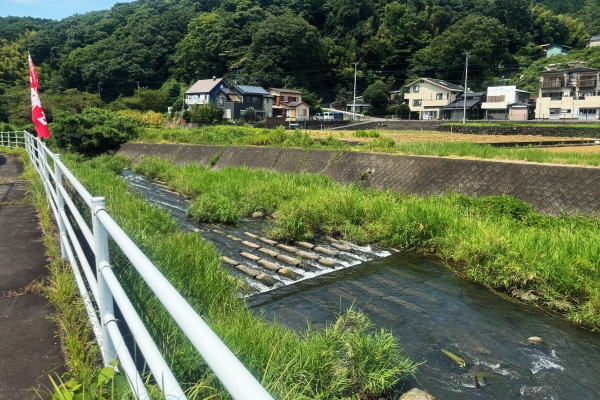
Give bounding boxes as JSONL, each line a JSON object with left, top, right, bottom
{"left": 543, "top": 145, "right": 600, "bottom": 153}
{"left": 306, "top": 129, "right": 596, "bottom": 144}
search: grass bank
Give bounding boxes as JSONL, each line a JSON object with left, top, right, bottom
{"left": 444, "top": 122, "right": 600, "bottom": 128}
{"left": 133, "top": 156, "right": 600, "bottom": 332}
{"left": 61, "top": 154, "right": 417, "bottom": 399}
{"left": 135, "top": 126, "right": 600, "bottom": 167}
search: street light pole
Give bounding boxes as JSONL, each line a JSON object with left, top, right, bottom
{"left": 463, "top": 51, "right": 470, "bottom": 124}
{"left": 352, "top": 62, "right": 358, "bottom": 121}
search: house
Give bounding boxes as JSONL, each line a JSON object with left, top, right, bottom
{"left": 215, "top": 84, "right": 273, "bottom": 120}
{"left": 442, "top": 92, "right": 486, "bottom": 120}
{"left": 404, "top": 78, "right": 463, "bottom": 120}
{"left": 268, "top": 88, "right": 310, "bottom": 121}
{"left": 185, "top": 77, "right": 228, "bottom": 105}
{"left": 535, "top": 67, "right": 600, "bottom": 120}
{"left": 541, "top": 44, "right": 571, "bottom": 58}
{"left": 481, "top": 86, "right": 531, "bottom": 120}
{"left": 587, "top": 35, "right": 600, "bottom": 48}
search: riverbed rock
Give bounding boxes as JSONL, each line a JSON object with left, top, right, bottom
{"left": 277, "top": 268, "right": 302, "bottom": 280}
{"left": 257, "top": 259, "right": 280, "bottom": 271}
{"left": 317, "top": 257, "right": 336, "bottom": 267}
{"left": 277, "top": 243, "right": 299, "bottom": 253}
{"left": 512, "top": 289, "right": 538, "bottom": 302}
{"left": 331, "top": 243, "right": 352, "bottom": 252}
{"left": 251, "top": 211, "right": 265, "bottom": 218}
{"left": 276, "top": 254, "right": 301, "bottom": 266}
{"left": 527, "top": 336, "right": 544, "bottom": 344}
{"left": 398, "top": 388, "right": 436, "bottom": 400}
{"left": 441, "top": 349, "right": 466, "bottom": 367}
{"left": 221, "top": 256, "right": 239, "bottom": 266}
{"left": 314, "top": 246, "right": 338, "bottom": 256}
{"left": 241, "top": 240, "right": 260, "bottom": 249}
{"left": 211, "top": 229, "right": 225, "bottom": 234}
{"left": 296, "top": 241, "right": 314, "bottom": 249}
{"left": 259, "top": 236, "right": 278, "bottom": 246}
{"left": 235, "top": 264, "right": 261, "bottom": 278}
{"left": 226, "top": 234, "right": 242, "bottom": 241}
{"left": 240, "top": 252, "right": 260, "bottom": 261}
{"left": 295, "top": 250, "right": 320, "bottom": 260}
{"left": 255, "top": 273, "right": 278, "bottom": 287}
{"left": 258, "top": 247, "right": 279, "bottom": 258}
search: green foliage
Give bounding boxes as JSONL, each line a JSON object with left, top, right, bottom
{"left": 242, "top": 106, "right": 256, "bottom": 123}
{"left": 63, "top": 154, "right": 417, "bottom": 398}
{"left": 184, "top": 103, "right": 224, "bottom": 124}
{"left": 362, "top": 80, "right": 389, "bottom": 116}
{"left": 47, "top": 365, "right": 134, "bottom": 400}
{"left": 51, "top": 108, "right": 139, "bottom": 155}
{"left": 353, "top": 129, "right": 380, "bottom": 138}
{"left": 387, "top": 103, "right": 410, "bottom": 118}
{"left": 134, "top": 156, "right": 600, "bottom": 331}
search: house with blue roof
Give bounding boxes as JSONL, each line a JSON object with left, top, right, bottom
{"left": 215, "top": 84, "right": 273, "bottom": 120}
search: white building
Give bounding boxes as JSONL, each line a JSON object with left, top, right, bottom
{"left": 481, "top": 86, "right": 530, "bottom": 120}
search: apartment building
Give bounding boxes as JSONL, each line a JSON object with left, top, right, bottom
{"left": 535, "top": 67, "right": 600, "bottom": 120}
{"left": 404, "top": 78, "right": 463, "bottom": 120}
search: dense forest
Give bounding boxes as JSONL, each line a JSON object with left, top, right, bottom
{"left": 2, "top": 0, "right": 600, "bottom": 123}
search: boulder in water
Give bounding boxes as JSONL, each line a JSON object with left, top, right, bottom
{"left": 251, "top": 211, "right": 265, "bottom": 218}
{"left": 527, "top": 336, "right": 544, "bottom": 344}
{"left": 398, "top": 388, "right": 436, "bottom": 400}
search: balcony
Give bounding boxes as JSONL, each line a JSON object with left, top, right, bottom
{"left": 541, "top": 79, "right": 563, "bottom": 89}
{"left": 577, "top": 78, "right": 597, "bottom": 87}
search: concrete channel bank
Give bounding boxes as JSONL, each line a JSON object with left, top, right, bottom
{"left": 118, "top": 143, "right": 600, "bottom": 217}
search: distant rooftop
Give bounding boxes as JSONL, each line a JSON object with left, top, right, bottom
{"left": 406, "top": 77, "right": 463, "bottom": 91}
{"left": 269, "top": 88, "right": 302, "bottom": 94}
{"left": 233, "top": 85, "right": 271, "bottom": 95}
{"left": 185, "top": 78, "right": 224, "bottom": 94}
{"left": 541, "top": 67, "right": 600, "bottom": 74}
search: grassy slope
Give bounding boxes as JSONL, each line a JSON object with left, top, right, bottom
{"left": 133, "top": 156, "right": 600, "bottom": 332}
{"left": 62, "top": 154, "right": 416, "bottom": 399}
{"left": 135, "top": 126, "right": 600, "bottom": 167}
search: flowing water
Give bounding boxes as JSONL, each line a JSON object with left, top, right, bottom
{"left": 122, "top": 170, "right": 600, "bottom": 399}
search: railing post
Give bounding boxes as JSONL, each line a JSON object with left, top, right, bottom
{"left": 53, "top": 154, "right": 68, "bottom": 259}
{"left": 91, "top": 197, "right": 117, "bottom": 366}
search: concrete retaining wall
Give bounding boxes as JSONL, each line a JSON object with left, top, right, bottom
{"left": 119, "top": 143, "right": 600, "bottom": 217}
{"left": 436, "top": 124, "right": 600, "bottom": 138}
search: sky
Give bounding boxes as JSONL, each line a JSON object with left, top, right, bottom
{"left": 0, "top": 0, "right": 135, "bottom": 20}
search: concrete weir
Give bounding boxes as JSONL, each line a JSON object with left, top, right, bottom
{"left": 119, "top": 143, "right": 600, "bottom": 217}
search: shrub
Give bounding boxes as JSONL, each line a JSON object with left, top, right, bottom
{"left": 116, "top": 110, "right": 164, "bottom": 127}
{"left": 51, "top": 108, "right": 140, "bottom": 156}
{"left": 242, "top": 107, "right": 257, "bottom": 123}
{"left": 184, "top": 103, "right": 224, "bottom": 124}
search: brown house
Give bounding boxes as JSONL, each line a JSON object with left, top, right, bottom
{"left": 268, "top": 88, "right": 310, "bottom": 121}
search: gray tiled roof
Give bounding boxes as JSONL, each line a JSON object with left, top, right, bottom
{"left": 234, "top": 85, "right": 270, "bottom": 95}
{"left": 185, "top": 78, "right": 224, "bottom": 94}
{"left": 428, "top": 78, "right": 463, "bottom": 91}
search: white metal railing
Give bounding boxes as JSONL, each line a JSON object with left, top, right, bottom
{"left": 2, "top": 132, "right": 273, "bottom": 400}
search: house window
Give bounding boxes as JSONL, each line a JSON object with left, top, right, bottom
{"left": 561, "top": 109, "right": 571, "bottom": 114}
{"left": 288, "top": 96, "right": 297, "bottom": 102}
{"left": 298, "top": 109, "right": 306, "bottom": 116}
{"left": 412, "top": 99, "right": 422, "bottom": 106}
{"left": 436, "top": 93, "right": 444, "bottom": 100}
{"left": 218, "top": 96, "right": 225, "bottom": 106}
{"left": 549, "top": 108, "right": 561, "bottom": 115}
{"left": 412, "top": 85, "right": 420, "bottom": 93}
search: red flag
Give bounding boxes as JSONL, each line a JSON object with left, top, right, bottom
{"left": 28, "top": 53, "right": 51, "bottom": 139}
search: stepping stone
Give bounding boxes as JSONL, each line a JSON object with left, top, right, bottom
{"left": 318, "top": 257, "right": 336, "bottom": 267}
{"left": 240, "top": 252, "right": 260, "bottom": 261}
{"left": 314, "top": 246, "right": 338, "bottom": 256}
{"left": 257, "top": 259, "right": 280, "bottom": 271}
{"left": 276, "top": 244, "right": 299, "bottom": 253}
{"left": 244, "top": 232, "right": 259, "bottom": 239}
{"left": 241, "top": 240, "right": 260, "bottom": 249}
{"left": 212, "top": 229, "right": 226, "bottom": 234}
{"left": 236, "top": 264, "right": 261, "bottom": 277}
{"left": 258, "top": 247, "right": 279, "bottom": 258}
{"left": 226, "top": 234, "right": 242, "bottom": 241}
{"left": 259, "top": 237, "right": 278, "bottom": 246}
{"left": 276, "top": 254, "right": 300, "bottom": 266}
{"left": 331, "top": 243, "right": 352, "bottom": 252}
{"left": 295, "top": 250, "right": 320, "bottom": 260}
{"left": 278, "top": 268, "right": 302, "bottom": 280}
{"left": 221, "top": 256, "right": 239, "bottom": 266}
{"left": 296, "top": 241, "right": 314, "bottom": 249}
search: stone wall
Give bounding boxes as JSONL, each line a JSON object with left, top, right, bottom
{"left": 119, "top": 143, "right": 600, "bottom": 217}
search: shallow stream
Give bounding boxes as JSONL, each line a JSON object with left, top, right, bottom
{"left": 122, "top": 169, "right": 600, "bottom": 399}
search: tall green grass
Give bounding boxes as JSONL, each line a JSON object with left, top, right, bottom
{"left": 63, "top": 154, "right": 416, "bottom": 399}
{"left": 134, "top": 156, "right": 600, "bottom": 331}
{"left": 136, "top": 126, "right": 600, "bottom": 167}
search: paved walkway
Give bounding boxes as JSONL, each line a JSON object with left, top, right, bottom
{"left": 0, "top": 154, "right": 63, "bottom": 399}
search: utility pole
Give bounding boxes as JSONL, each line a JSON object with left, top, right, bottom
{"left": 352, "top": 62, "right": 358, "bottom": 121}
{"left": 463, "top": 51, "right": 470, "bottom": 124}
